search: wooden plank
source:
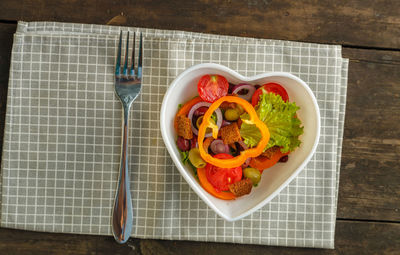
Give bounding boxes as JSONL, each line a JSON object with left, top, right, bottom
{"left": 0, "top": 1, "right": 399, "bottom": 49}
{"left": 338, "top": 48, "right": 400, "bottom": 221}
{"left": 0, "top": 23, "right": 16, "bottom": 162}
{"left": 0, "top": 220, "right": 399, "bottom": 254}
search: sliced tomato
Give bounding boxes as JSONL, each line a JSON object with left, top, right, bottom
{"left": 197, "top": 168, "right": 236, "bottom": 200}
{"left": 249, "top": 150, "right": 290, "bottom": 171}
{"left": 197, "top": 74, "right": 229, "bottom": 103}
{"left": 205, "top": 154, "right": 242, "bottom": 192}
{"left": 251, "top": 82, "right": 289, "bottom": 106}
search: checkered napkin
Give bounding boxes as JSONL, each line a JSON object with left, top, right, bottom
{"left": 0, "top": 21, "right": 348, "bottom": 249}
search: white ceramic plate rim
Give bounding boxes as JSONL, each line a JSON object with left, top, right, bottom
{"left": 160, "top": 63, "right": 320, "bottom": 221}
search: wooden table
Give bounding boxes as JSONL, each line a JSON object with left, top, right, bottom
{"left": 0, "top": 1, "right": 399, "bottom": 254}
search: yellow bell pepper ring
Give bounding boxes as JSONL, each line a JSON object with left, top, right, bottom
{"left": 198, "top": 96, "right": 270, "bottom": 168}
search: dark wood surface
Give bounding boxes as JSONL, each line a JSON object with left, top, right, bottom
{"left": 0, "top": 0, "right": 399, "bottom": 254}
{"left": 1, "top": 0, "right": 399, "bottom": 49}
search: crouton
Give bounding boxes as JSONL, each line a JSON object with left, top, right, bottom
{"left": 220, "top": 122, "right": 241, "bottom": 145}
{"left": 261, "top": 146, "right": 280, "bottom": 159}
{"left": 237, "top": 118, "right": 242, "bottom": 128}
{"left": 177, "top": 115, "right": 193, "bottom": 140}
{"left": 229, "top": 178, "right": 253, "bottom": 197}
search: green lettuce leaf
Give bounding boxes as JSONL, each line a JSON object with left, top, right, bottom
{"left": 240, "top": 92, "right": 303, "bottom": 153}
{"left": 179, "top": 149, "right": 190, "bottom": 164}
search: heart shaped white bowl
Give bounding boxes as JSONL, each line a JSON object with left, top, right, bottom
{"left": 160, "top": 63, "right": 320, "bottom": 221}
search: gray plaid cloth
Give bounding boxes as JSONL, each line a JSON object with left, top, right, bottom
{"left": 0, "top": 21, "right": 348, "bottom": 249}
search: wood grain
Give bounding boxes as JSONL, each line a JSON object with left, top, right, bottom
{"left": 0, "top": 0, "right": 399, "bottom": 49}
{"left": 0, "top": 220, "right": 399, "bottom": 255}
{"left": 339, "top": 48, "right": 400, "bottom": 221}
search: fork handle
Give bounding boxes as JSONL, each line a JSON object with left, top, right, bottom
{"left": 112, "top": 105, "right": 133, "bottom": 244}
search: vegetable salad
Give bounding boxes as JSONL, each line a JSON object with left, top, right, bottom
{"left": 174, "top": 74, "right": 303, "bottom": 200}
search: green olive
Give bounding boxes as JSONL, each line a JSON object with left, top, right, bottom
{"left": 235, "top": 104, "right": 245, "bottom": 114}
{"left": 188, "top": 148, "right": 207, "bottom": 168}
{"left": 224, "top": 108, "right": 240, "bottom": 121}
{"left": 243, "top": 167, "right": 261, "bottom": 185}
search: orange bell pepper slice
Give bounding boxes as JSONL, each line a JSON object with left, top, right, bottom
{"left": 174, "top": 96, "right": 203, "bottom": 132}
{"left": 198, "top": 96, "right": 270, "bottom": 168}
{"left": 197, "top": 167, "right": 236, "bottom": 200}
{"left": 249, "top": 150, "right": 290, "bottom": 171}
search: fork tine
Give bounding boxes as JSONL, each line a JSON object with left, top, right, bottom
{"left": 138, "top": 33, "right": 143, "bottom": 78}
{"left": 130, "top": 33, "right": 136, "bottom": 76}
{"left": 115, "top": 31, "right": 122, "bottom": 75}
{"left": 123, "top": 31, "right": 129, "bottom": 75}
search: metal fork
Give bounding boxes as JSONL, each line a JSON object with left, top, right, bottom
{"left": 112, "top": 31, "right": 142, "bottom": 244}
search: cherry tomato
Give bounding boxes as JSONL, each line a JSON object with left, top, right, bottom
{"left": 197, "top": 168, "right": 236, "bottom": 200}
{"left": 251, "top": 83, "right": 289, "bottom": 106}
{"left": 197, "top": 74, "right": 229, "bottom": 103}
{"left": 205, "top": 153, "right": 242, "bottom": 192}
